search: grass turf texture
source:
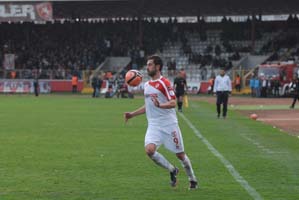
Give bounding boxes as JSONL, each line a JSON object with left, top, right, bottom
{"left": 0, "top": 95, "right": 298, "bottom": 200}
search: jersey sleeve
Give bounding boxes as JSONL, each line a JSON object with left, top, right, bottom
{"left": 161, "top": 78, "right": 176, "bottom": 100}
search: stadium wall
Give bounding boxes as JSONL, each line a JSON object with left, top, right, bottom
{"left": 0, "top": 79, "right": 84, "bottom": 93}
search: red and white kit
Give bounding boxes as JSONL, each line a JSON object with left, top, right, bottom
{"left": 144, "top": 76, "right": 184, "bottom": 153}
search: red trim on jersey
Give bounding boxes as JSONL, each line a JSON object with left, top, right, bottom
{"left": 148, "top": 77, "right": 176, "bottom": 100}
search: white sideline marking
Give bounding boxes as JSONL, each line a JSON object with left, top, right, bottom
{"left": 258, "top": 118, "right": 299, "bottom": 121}
{"left": 241, "top": 135, "right": 288, "bottom": 154}
{"left": 179, "top": 113, "right": 263, "bottom": 200}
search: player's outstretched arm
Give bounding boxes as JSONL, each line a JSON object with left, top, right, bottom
{"left": 124, "top": 105, "right": 146, "bottom": 123}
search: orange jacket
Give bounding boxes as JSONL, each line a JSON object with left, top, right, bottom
{"left": 209, "top": 78, "right": 214, "bottom": 86}
{"left": 72, "top": 76, "right": 78, "bottom": 86}
{"left": 235, "top": 76, "right": 241, "bottom": 85}
{"left": 11, "top": 71, "right": 16, "bottom": 79}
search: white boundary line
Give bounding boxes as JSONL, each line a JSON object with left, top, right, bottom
{"left": 179, "top": 112, "right": 263, "bottom": 200}
{"left": 258, "top": 118, "right": 299, "bottom": 121}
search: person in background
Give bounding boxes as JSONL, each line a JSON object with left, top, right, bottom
{"left": 33, "top": 77, "right": 39, "bottom": 97}
{"left": 91, "top": 75, "right": 99, "bottom": 98}
{"left": 213, "top": 69, "right": 232, "bottom": 119}
{"left": 208, "top": 76, "right": 215, "bottom": 94}
{"left": 173, "top": 69, "right": 187, "bottom": 112}
{"left": 97, "top": 75, "right": 103, "bottom": 97}
{"left": 290, "top": 76, "right": 299, "bottom": 109}
{"left": 254, "top": 76, "right": 261, "bottom": 98}
{"left": 261, "top": 76, "right": 269, "bottom": 98}
{"left": 234, "top": 74, "right": 241, "bottom": 92}
{"left": 273, "top": 79, "right": 280, "bottom": 97}
{"left": 72, "top": 74, "right": 78, "bottom": 93}
{"left": 249, "top": 75, "right": 255, "bottom": 97}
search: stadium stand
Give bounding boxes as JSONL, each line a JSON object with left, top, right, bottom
{"left": 1, "top": 0, "right": 299, "bottom": 94}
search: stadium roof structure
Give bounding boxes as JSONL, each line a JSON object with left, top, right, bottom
{"left": 2, "top": 0, "right": 299, "bottom": 18}
{"left": 51, "top": 0, "right": 299, "bottom": 18}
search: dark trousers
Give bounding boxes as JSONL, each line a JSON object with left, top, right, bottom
{"left": 34, "top": 88, "right": 39, "bottom": 96}
{"left": 274, "top": 87, "right": 279, "bottom": 97}
{"left": 235, "top": 84, "right": 241, "bottom": 92}
{"left": 216, "top": 91, "right": 229, "bottom": 117}
{"left": 261, "top": 87, "right": 267, "bottom": 97}
{"left": 72, "top": 85, "right": 77, "bottom": 93}
{"left": 92, "top": 86, "right": 98, "bottom": 97}
{"left": 291, "top": 93, "right": 299, "bottom": 107}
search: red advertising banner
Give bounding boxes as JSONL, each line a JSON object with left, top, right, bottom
{"left": 0, "top": 2, "right": 52, "bottom": 22}
{"left": 0, "top": 80, "right": 83, "bottom": 93}
{"left": 0, "top": 79, "right": 51, "bottom": 93}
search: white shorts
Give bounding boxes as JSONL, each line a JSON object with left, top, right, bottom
{"left": 144, "top": 124, "right": 184, "bottom": 153}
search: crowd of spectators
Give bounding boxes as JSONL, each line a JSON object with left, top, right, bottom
{"left": 0, "top": 18, "right": 182, "bottom": 79}
{"left": 1, "top": 15, "right": 299, "bottom": 80}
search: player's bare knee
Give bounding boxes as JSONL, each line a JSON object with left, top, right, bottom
{"left": 145, "top": 144, "right": 156, "bottom": 157}
{"left": 176, "top": 152, "right": 185, "bottom": 160}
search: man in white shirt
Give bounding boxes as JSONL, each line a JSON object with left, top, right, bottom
{"left": 213, "top": 69, "right": 232, "bottom": 118}
{"left": 124, "top": 55, "right": 198, "bottom": 189}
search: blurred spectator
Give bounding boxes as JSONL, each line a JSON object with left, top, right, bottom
{"left": 234, "top": 74, "right": 241, "bottom": 92}
{"left": 91, "top": 75, "right": 99, "bottom": 98}
{"left": 72, "top": 74, "right": 78, "bottom": 93}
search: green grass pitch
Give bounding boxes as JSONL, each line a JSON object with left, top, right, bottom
{"left": 0, "top": 95, "right": 298, "bottom": 200}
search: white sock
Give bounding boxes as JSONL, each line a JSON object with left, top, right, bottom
{"left": 151, "top": 151, "right": 175, "bottom": 172}
{"left": 180, "top": 155, "right": 197, "bottom": 182}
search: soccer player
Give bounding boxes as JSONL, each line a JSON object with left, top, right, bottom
{"left": 173, "top": 69, "right": 187, "bottom": 112}
{"left": 124, "top": 55, "right": 198, "bottom": 189}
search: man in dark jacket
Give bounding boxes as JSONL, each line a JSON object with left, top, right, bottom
{"left": 33, "top": 78, "right": 39, "bottom": 97}
{"left": 290, "top": 76, "right": 299, "bottom": 109}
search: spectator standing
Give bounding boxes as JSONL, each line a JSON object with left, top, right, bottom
{"left": 273, "top": 79, "right": 280, "bottom": 97}
{"left": 72, "top": 74, "right": 78, "bottom": 93}
{"left": 254, "top": 77, "right": 261, "bottom": 97}
{"left": 208, "top": 76, "right": 215, "bottom": 94}
{"left": 234, "top": 74, "right": 241, "bottom": 92}
{"left": 261, "top": 77, "right": 268, "bottom": 97}
{"left": 91, "top": 75, "right": 99, "bottom": 98}
{"left": 249, "top": 75, "right": 255, "bottom": 97}
{"left": 33, "top": 78, "right": 39, "bottom": 97}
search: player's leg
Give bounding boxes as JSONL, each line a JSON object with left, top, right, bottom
{"left": 145, "top": 127, "right": 176, "bottom": 173}
{"left": 222, "top": 92, "right": 229, "bottom": 118}
{"left": 178, "top": 95, "right": 183, "bottom": 112}
{"left": 163, "top": 125, "right": 198, "bottom": 189}
{"left": 145, "top": 143, "right": 176, "bottom": 172}
{"left": 290, "top": 95, "right": 297, "bottom": 108}
{"left": 216, "top": 92, "right": 221, "bottom": 118}
{"left": 176, "top": 152, "right": 198, "bottom": 189}
{"left": 176, "top": 93, "right": 183, "bottom": 112}
{"left": 146, "top": 126, "right": 180, "bottom": 187}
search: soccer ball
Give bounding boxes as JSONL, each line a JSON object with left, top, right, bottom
{"left": 125, "top": 70, "right": 143, "bottom": 86}
{"left": 250, "top": 113, "right": 258, "bottom": 120}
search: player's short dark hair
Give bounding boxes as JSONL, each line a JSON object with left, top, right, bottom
{"left": 147, "top": 55, "right": 163, "bottom": 71}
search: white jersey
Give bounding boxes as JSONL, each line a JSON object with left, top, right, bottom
{"left": 144, "top": 76, "right": 177, "bottom": 126}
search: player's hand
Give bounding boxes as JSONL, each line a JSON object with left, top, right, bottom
{"left": 124, "top": 112, "right": 133, "bottom": 123}
{"left": 151, "top": 96, "right": 160, "bottom": 107}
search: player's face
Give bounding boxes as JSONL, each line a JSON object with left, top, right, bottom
{"left": 147, "top": 59, "right": 158, "bottom": 77}
{"left": 220, "top": 70, "right": 225, "bottom": 76}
